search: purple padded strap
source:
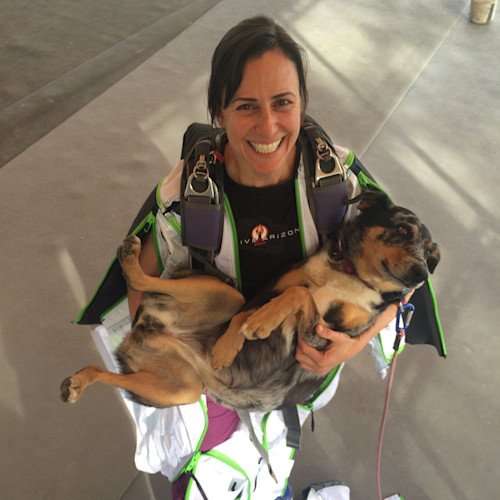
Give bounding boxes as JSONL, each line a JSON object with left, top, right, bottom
{"left": 183, "top": 202, "right": 222, "bottom": 250}
{"left": 310, "top": 182, "right": 348, "bottom": 234}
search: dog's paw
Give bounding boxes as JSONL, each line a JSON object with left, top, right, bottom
{"left": 117, "top": 235, "right": 141, "bottom": 263}
{"left": 211, "top": 335, "right": 245, "bottom": 370}
{"left": 240, "top": 312, "right": 274, "bottom": 340}
{"left": 60, "top": 376, "right": 83, "bottom": 403}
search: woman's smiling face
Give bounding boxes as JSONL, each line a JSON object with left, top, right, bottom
{"left": 217, "top": 49, "right": 302, "bottom": 187}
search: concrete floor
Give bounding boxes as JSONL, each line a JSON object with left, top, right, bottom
{"left": 1, "top": 1, "right": 499, "bottom": 499}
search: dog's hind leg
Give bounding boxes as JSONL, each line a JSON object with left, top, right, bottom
{"left": 60, "top": 363, "right": 203, "bottom": 407}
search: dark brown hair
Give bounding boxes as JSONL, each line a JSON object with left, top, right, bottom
{"left": 208, "top": 16, "right": 309, "bottom": 124}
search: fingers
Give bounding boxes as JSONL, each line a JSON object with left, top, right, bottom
{"left": 296, "top": 325, "right": 358, "bottom": 375}
{"left": 296, "top": 342, "right": 332, "bottom": 375}
{"left": 315, "top": 324, "right": 347, "bottom": 340}
{"left": 296, "top": 332, "right": 351, "bottom": 375}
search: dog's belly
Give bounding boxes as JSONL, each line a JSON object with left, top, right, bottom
{"left": 206, "top": 326, "right": 327, "bottom": 412}
{"left": 207, "top": 366, "right": 327, "bottom": 412}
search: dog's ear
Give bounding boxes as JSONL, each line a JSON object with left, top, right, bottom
{"left": 426, "top": 241, "right": 441, "bottom": 274}
{"left": 349, "top": 189, "right": 392, "bottom": 212}
{"left": 422, "top": 224, "right": 440, "bottom": 273}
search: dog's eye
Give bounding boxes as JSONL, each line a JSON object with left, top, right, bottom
{"left": 424, "top": 243, "right": 434, "bottom": 256}
{"left": 396, "top": 224, "right": 415, "bottom": 242}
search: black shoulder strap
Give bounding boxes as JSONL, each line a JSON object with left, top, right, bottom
{"left": 179, "top": 123, "right": 230, "bottom": 279}
{"left": 300, "top": 116, "right": 349, "bottom": 239}
{"left": 180, "top": 123, "right": 215, "bottom": 161}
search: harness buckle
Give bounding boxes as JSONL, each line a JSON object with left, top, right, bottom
{"left": 184, "top": 154, "right": 219, "bottom": 204}
{"left": 314, "top": 138, "right": 346, "bottom": 187}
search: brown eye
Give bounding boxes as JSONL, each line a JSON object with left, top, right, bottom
{"left": 398, "top": 226, "right": 408, "bottom": 236}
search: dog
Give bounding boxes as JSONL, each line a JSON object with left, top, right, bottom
{"left": 60, "top": 190, "right": 440, "bottom": 413}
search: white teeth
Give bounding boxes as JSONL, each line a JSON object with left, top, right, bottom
{"left": 249, "top": 139, "right": 281, "bottom": 154}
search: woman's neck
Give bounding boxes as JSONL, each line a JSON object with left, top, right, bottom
{"left": 224, "top": 143, "right": 297, "bottom": 187}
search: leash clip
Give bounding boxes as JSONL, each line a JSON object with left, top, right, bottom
{"left": 394, "top": 302, "right": 414, "bottom": 351}
{"left": 314, "top": 138, "right": 346, "bottom": 187}
{"left": 396, "top": 302, "right": 415, "bottom": 332}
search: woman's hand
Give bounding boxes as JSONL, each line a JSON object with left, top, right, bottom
{"left": 295, "top": 302, "right": 402, "bottom": 375}
{"left": 296, "top": 326, "right": 368, "bottom": 375}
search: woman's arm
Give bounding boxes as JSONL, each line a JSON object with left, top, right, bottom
{"left": 127, "top": 232, "right": 161, "bottom": 319}
{"left": 296, "top": 292, "right": 414, "bottom": 375}
{"left": 295, "top": 305, "right": 397, "bottom": 375}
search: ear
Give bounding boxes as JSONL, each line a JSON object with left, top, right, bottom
{"left": 349, "top": 189, "right": 392, "bottom": 212}
{"left": 421, "top": 224, "right": 440, "bottom": 274}
{"left": 216, "top": 113, "right": 225, "bottom": 130}
{"left": 426, "top": 241, "right": 441, "bottom": 274}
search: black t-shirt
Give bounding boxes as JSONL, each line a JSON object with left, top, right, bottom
{"left": 223, "top": 170, "right": 303, "bottom": 299}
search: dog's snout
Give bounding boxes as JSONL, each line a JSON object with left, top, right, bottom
{"left": 411, "top": 264, "right": 428, "bottom": 283}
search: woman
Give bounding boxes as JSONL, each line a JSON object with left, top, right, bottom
{"left": 125, "top": 16, "right": 400, "bottom": 500}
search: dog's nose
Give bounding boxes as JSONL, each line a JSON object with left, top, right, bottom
{"left": 411, "top": 264, "right": 428, "bottom": 283}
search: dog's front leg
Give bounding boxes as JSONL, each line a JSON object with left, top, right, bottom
{"left": 117, "top": 235, "right": 244, "bottom": 319}
{"left": 211, "top": 310, "right": 254, "bottom": 369}
{"left": 241, "top": 286, "right": 317, "bottom": 340}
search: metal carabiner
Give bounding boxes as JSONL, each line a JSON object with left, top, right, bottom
{"left": 183, "top": 155, "right": 219, "bottom": 203}
{"left": 314, "top": 138, "right": 346, "bottom": 187}
{"left": 393, "top": 302, "right": 414, "bottom": 351}
{"left": 396, "top": 302, "right": 415, "bottom": 333}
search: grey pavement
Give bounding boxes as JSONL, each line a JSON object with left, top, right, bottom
{"left": 0, "top": 0, "right": 222, "bottom": 167}
{"left": 1, "top": 1, "right": 499, "bottom": 499}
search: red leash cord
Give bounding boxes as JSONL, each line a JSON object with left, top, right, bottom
{"left": 376, "top": 302, "right": 414, "bottom": 500}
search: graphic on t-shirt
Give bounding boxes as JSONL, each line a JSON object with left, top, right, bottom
{"left": 251, "top": 224, "right": 268, "bottom": 246}
{"left": 239, "top": 220, "right": 300, "bottom": 252}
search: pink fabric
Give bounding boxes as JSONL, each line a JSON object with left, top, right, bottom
{"left": 200, "top": 397, "right": 240, "bottom": 452}
{"left": 172, "top": 397, "right": 240, "bottom": 499}
{"left": 172, "top": 474, "right": 190, "bottom": 499}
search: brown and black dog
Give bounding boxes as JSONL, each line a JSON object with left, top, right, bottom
{"left": 60, "top": 191, "right": 440, "bottom": 412}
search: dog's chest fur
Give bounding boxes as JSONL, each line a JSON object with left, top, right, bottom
{"left": 302, "top": 250, "right": 384, "bottom": 336}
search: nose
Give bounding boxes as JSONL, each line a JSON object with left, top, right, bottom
{"left": 410, "top": 264, "right": 428, "bottom": 283}
{"left": 257, "top": 106, "right": 278, "bottom": 137}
